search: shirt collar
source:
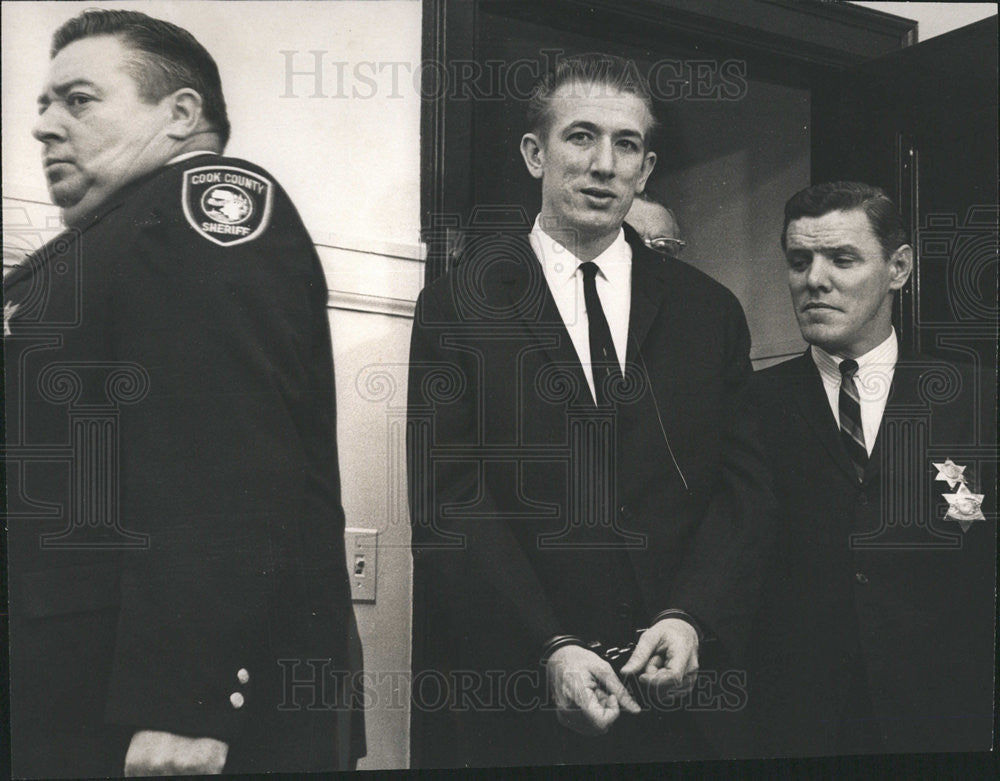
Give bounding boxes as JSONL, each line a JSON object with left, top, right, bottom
{"left": 811, "top": 328, "right": 899, "bottom": 385}
{"left": 529, "top": 216, "right": 631, "bottom": 289}
{"left": 590, "top": 231, "right": 631, "bottom": 287}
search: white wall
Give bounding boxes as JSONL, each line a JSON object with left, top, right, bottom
{"left": 2, "top": 0, "right": 423, "bottom": 770}
{"left": 850, "top": 2, "right": 997, "bottom": 41}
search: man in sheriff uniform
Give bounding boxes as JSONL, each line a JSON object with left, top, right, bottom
{"left": 4, "top": 9, "right": 364, "bottom": 776}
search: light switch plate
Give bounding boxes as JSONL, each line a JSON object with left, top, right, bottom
{"left": 344, "top": 527, "right": 377, "bottom": 603}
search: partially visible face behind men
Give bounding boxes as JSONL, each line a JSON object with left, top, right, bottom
{"left": 523, "top": 80, "right": 656, "bottom": 248}
{"left": 785, "top": 208, "right": 912, "bottom": 358}
{"left": 33, "top": 35, "right": 177, "bottom": 225}
{"left": 626, "top": 197, "right": 679, "bottom": 243}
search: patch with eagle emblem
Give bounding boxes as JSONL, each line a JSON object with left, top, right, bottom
{"left": 182, "top": 166, "right": 274, "bottom": 246}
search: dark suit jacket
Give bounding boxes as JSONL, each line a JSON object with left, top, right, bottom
{"left": 406, "top": 224, "right": 774, "bottom": 767}
{"left": 747, "top": 351, "right": 996, "bottom": 757}
{"left": 4, "top": 155, "right": 364, "bottom": 777}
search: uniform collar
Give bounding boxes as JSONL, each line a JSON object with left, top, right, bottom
{"left": 66, "top": 151, "right": 220, "bottom": 231}
{"left": 166, "top": 150, "right": 220, "bottom": 166}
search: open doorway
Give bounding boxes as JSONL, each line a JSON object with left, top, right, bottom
{"left": 420, "top": 0, "right": 917, "bottom": 365}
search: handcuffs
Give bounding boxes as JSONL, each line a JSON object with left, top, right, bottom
{"left": 585, "top": 628, "right": 647, "bottom": 702}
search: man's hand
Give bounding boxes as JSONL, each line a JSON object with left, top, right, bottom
{"left": 546, "top": 644, "right": 641, "bottom": 736}
{"left": 124, "top": 730, "right": 228, "bottom": 776}
{"left": 619, "top": 618, "right": 699, "bottom": 699}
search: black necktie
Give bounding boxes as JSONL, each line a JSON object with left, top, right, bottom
{"left": 579, "top": 261, "right": 621, "bottom": 405}
{"left": 839, "top": 358, "right": 867, "bottom": 482}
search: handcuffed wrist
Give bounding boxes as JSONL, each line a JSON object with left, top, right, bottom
{"left": 650, "top": 609, "right": 705, "bottom": 643}
{"left": 539, "top": 634, "right": 585, "bottom": 666}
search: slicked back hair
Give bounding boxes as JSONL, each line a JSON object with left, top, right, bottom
{"left": 526, "top": 53, "right": 657, "bottom": 145}
{"left": 782, "top": 181, "right": 908, "bottom": 259}
{"left": 52, "top": 8, "right": 230, "bottom": 147}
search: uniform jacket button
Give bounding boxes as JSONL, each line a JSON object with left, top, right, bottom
{"left": 855, "top": 572, "right": 869, "bottom": 584}
{"left": 857, "top": 493, "right": 868, "bottom": 506}
{"left": 230, "top": 692, "right": 245, "bottom": 709}
{"left": 616, "top": 601, "right": 631, "bottom": 619}
{"left": 237, "top": 668, "right": 250, "bottom": 685}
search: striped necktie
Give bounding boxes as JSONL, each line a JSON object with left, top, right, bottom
{"left": 838, "top": 358, "right": 867, "bottom": 482}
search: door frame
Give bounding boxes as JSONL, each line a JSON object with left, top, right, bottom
{"left": 419, "top": 0, "right": 916, "bottom": 281}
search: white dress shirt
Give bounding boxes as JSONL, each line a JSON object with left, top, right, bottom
{"left": 529, "top": 217, "right": 632, "bottom": 403}
{"left": 810, "top": 329, "right": 898, "bottom": 456}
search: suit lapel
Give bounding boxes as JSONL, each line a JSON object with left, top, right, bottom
{"left": 499, "top": 235, "right": 591, "bottom": 404}
{"left": 864, "top": 357, "right": 921, "bottom": 484}
{"left": 865, "top": 432, "right": 884, "bottom": 484}
{"left": 497, "top": 228, "right": 680, "bottom": 406}
{"left": 788, "top": 352, "right": 859, "bottom": 483}
{"left": 623, "top": 231, "right": 672, "bottom": 360}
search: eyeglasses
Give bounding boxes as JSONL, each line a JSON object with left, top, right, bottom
{"left": 643, "top": 237, "right": 686, "bottom": 257}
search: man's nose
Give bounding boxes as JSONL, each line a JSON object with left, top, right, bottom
{"left": 589, "top": 137, "right": 615, "bottom": 178}
{"left": 805, "top": 257, "right": 832, "bottom": 290}
{"left": 32, "top": 104, "right": 66, "bottom": 144}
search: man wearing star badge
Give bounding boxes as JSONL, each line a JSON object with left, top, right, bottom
{"left": 746, "top": 182, "right": 996, "bottom": 759}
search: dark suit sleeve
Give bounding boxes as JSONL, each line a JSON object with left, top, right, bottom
{"left": 407, "top": 285, "right": 562, "bottom": 656}
{"left": 667, "top": 293, "right": 775, "bottom": 662}
{"left": 101, "top": 184, "right": 328, "bottom": 741}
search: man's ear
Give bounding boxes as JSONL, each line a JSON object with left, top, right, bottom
{"left": 888, "top": 244, "right": 914, "bottom": 291}
{"left": 164, "top": 88, "right": 205, "bottom": 140}
{"left": 635, "top": 150, "right": 657, "bottom": 194}
{"left": 520, "top": 133, "right": 545, "bottom": 180}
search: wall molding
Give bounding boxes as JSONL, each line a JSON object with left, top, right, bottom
{"left": 312, "top": 231, "right": 426, "bottom": 263}
{"left": 3, "top": 189, "right": 427, "bottom": 267}
{"left": 2, "top": 184, "right": 53, "bottom": 206}
{"left": 328, "top": 289, "right": 416, "bottom": 319}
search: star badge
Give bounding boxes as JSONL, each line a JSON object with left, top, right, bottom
{"left": 4, "top": 300, "right": 19, "bottom": 337}
{"left": 942, "top": 483, "right": 986, "bottom": 532}
{"left": 933, "top": 458, "right": 967, "bottom": 488}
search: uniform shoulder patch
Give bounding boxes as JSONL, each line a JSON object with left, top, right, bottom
{"left": 181, "top": 165, "right": 274, "bottom": 247}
